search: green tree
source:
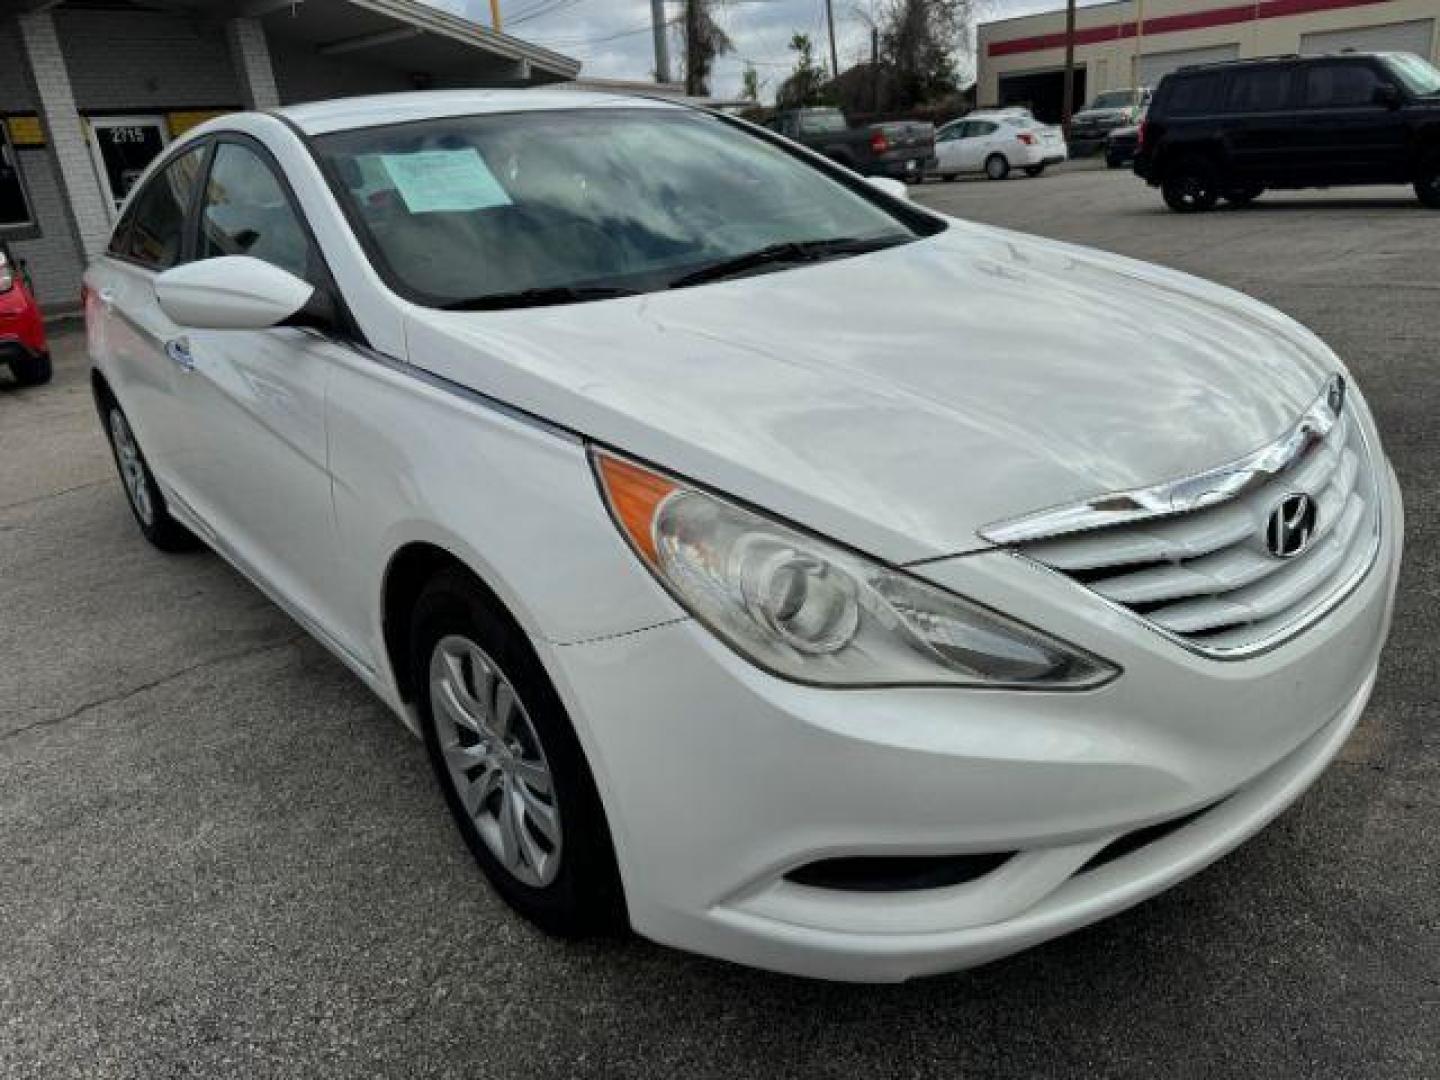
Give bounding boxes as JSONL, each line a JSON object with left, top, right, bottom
{"left": 879, "top": 0, "right": 974, "bottom": 109}
{"left": 777, "top": 32, "right": 830, "bottom": 108}
{"left": 682, "top": 0, "right": 732, "bottom": 97}
{"left": 741, "top": 61, "right": 761, "bottom": 103}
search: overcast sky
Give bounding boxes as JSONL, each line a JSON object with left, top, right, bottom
{"left": 425, "top": 1, "right": 1113, "bottom": 100}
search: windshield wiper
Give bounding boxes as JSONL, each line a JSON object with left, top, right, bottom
{"left": 440, "top": 285, "right": 642, "bottom": 311}
{"left": 667, "top": 236, "right": 909, "bottom": 289}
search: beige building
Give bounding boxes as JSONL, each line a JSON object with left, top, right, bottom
{"left": 978, "top": 0, "right": 1440, "bottom": 121}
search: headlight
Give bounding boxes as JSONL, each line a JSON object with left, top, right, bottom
{"left": 593, "top": 450, "right": 1116, "bottom": 690}
{"left": 0, "top": 252, "right": 13, "bottom": 294}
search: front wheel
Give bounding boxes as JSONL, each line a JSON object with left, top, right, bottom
{"left": 1161, "top": 156, "right": 1220, "bottom": 212}
{"left": 103, "top": 402, "right": 198, "bottom": 552}
{"left": 1416, "top": 155, "right": 1440, "bottom": 208}
{"left": 412, "top": 568, "right": 626, "bottom": 938}
{"left": 985, "top": 154, "right": 1011, "bottom": 181}
{"left": 9, "top": 351, "right": 51, "bottom": 386}
{"left": 1024, "top": 165, "right": 1046, "bottom": 178}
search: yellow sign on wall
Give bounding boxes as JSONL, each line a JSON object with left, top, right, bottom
{"left": 166, "top": 110, "right": 232, "bottom": 138}
{"left": 5, "top": 116, "right": 45, "bottom": 148}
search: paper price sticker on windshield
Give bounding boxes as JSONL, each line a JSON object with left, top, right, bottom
{"left": 380, "top": 149, "right": 513, "bottom": 213}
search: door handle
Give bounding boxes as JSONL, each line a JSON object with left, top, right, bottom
{"left": 164, "top": 337, "right": 195, "bottom": 372}
{"left": 97, "top": 288, "right": 116, "bottom": 310}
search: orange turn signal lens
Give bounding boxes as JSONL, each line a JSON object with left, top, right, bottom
{"left": 594, "top": 451, "right": 678, "bottom": 566}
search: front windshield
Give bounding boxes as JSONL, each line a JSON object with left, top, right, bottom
{"left": 316, "top": 107, "right": 924, "bottom": 308}
{"left": 1386, "top": 52, "right": 1440, "bottom": 95}
{"left": 1089, "top": 91, "right": 1137, "bottom": 110}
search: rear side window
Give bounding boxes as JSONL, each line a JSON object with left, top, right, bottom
{"left": 198, "top": 142, "right": 313, "bottom": 281}
{"left": 970, "top": 121, "right": 998, "bottom": 137}
{"left": 1224, "top": 66, "right": 1294, "bottom": 113}
{"left": 1164, "top": 73, "right": 1223, "bottom": 115}
{"left": 1300, "top": 63, "right": 1383, "bottom": 108}
{"left": 113, "top": 145, "right": 205, "bottom": 269}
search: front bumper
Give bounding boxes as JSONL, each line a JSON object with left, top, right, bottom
{"left": 545, "top": 465, "right": 1401, "bottom": 982}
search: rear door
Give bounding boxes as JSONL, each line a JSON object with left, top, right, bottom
{"left": 1220, "top": 63, "right": 1301, "bottom": 183}
{"left": 1291, "top": 59, "right": 1409, "bottom": 183}
{"left": 934, "top": 122, "right": 965, "bottom": 173}
{"left": 172, "top": 135, "right": 351, "bottom": 644}
{"left": 89, "top": 143, "right": 208, "bottom": 489}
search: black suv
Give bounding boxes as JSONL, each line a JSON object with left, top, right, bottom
{"left": 1135, "top": 52, "right": 1440, "bottom": 211}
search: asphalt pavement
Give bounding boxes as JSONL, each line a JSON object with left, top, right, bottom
{"left": 1, "top": 162, "right": 1435, "bottom": 1078}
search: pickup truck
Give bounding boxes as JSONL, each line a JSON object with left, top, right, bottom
{"left": 765, "top": 108, "right": 935, "bottom": 182}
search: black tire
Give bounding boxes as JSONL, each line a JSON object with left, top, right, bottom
{"left": 1223, "top": 185, "right": 1264, "bottom": 208}
{"left": 9, "top": 351, "right": 52, "bottom": 386}
{"left": 1106, "top": 155, "right": 1126, "bottom": 170}
{"left": 984, "top": 154, "right": 1011, "bottom": 181}
{"left": 1161, "top": 155, "right": 1221, "bottom": 212}
{"left": 1024, "top": 165, "right": 1046, "bottom": 178}
{"left": 101, "top": 399, "right": 200, "bottom": 552}
{"left": 941, "top": 173, "right": 958, "bottom": 182}
{"left": 411, "top": 567, "right": 626, "bottom": 939}
{"left": 1416, "top": 154, "right": 1440, "bottom": 209}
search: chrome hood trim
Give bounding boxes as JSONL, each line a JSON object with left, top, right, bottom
{"left": 981, "top": 375, "right": 1347, "bottom": 546}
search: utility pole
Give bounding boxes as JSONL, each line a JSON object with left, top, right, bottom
{"left": 1061, "top": 0, "right": 1077, "bottom": 136}
{"left": 1132, "top": 0, "right": 1146, "bottom": 89}
{"left": 871, "top": 26, "right": 880, "bottom": 112}
{"left": 824, "top": 0, "right": 840, "bottom": 79}
{"left": 489, "top": 0, "right": 501, "bottom": 32}
{"left": 651, "top": 0, "right": 672, "bottom": 83}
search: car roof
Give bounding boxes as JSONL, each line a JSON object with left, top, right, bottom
{"left": 277, "top": 88, "right": 683, "bottom": 136}
{"left": 1173, "top": 51, "right": 1386, "bottom": 76}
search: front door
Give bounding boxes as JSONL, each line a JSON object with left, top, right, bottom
{"left": 1291, "top": 59, "right": 1410, "bottom": 184}
{"left": 87, "top": 115, "right": 170, "bottom": 219}
{"left": 172, "top": 137, "right": 350, "bottom": 649}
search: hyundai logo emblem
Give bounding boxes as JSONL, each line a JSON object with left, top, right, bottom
{"left": 1266, "top": 493, "right": 1318, "bottom": 559}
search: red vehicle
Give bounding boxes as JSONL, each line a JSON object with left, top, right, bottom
{"left": 0, "top": 241, "right": 50, "bottom": 386}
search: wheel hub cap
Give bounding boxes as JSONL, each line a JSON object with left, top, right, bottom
{"left": 429, "top": 635, "right": 562, "bottom": 887}
{"left": 109, "top": 410, "right": 153, "bottom": 526}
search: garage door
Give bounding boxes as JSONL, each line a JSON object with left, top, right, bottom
{"left": 1139, "top": 44, "right": 1240, "bottom": 87}
{"left": 1300, "top": 19, "right": 1435, "bottom": 59}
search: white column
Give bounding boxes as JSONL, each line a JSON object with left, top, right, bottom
{"left": 226, "top": 17, "right": 281, "bottom": 110}
{"left": 17, "top": 11, "right": 112, "bottom": 258}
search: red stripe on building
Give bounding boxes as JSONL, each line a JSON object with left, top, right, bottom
{"left": 988, "top": 0, "right": 1397, "bottom": 57}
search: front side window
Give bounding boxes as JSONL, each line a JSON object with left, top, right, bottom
{"left": 317, "top": 108, "right": 924, "bottom": 309}
{"left": 1384, "top": 53, "right": 1440, "bottom": 96}
{"left": 114, "top": 144, "right": 205, "bottom": 269}
{"left": 199, "top": 142, "right": 312, "bottom": 280}
{"left": 1224, "top": 66, "right": 1294, "bottom": 113}
{"left": 1300, "top": 63, "right": 1383, "bottom": 108}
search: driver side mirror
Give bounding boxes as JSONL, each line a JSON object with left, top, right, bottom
{"left": 865, "top": 176, "right": 910, "bottom": 201}
{"left": 155, "top": 255, "right": 329, "bottom": 331}
{"left": 1374, "top": 83, "right": 1402, "bottom": 109}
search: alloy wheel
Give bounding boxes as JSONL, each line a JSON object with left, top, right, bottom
{"left": 428, "top": 634, "right": 562, "bottom": 887}
{"left": 109, "top": 408, "right": 154, "bottom": 526}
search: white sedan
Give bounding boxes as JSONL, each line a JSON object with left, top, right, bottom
{"left": 932, "top": 112, "right": 1068, "bottom": 180}
{"left": 84, "top": 90, "right": 1400, "bottom": 983}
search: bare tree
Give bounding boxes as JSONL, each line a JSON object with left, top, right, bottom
{"left": 777, "top": 32, "right": 830, "bottom": 109}
{"left": 682, "top": 0, "right": 733, "bottom": 97}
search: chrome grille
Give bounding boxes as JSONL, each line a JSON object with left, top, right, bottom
{"left": 986, "top": 377, "right": 1381, "bottom": 655}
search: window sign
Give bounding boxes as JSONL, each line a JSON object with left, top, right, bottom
{"left": 86, "top": 115, "right": 170, "bottom": 217}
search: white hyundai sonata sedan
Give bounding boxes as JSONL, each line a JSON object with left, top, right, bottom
{"left": 83, "top": 90, "right": 1401, "bottom": 983}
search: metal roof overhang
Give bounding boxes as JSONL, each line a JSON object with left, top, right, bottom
{"left": 1, "top": 0, "right": 581, "bottom": 86}
{"left": 248, "top": 0, "right": 580, "bottom": 84}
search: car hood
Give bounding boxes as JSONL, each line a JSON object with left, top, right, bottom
{"left": 405, "top": 222, "right": 1337, "bottom": 563}
{"left": 1074, "top": 109, "right": 1131, "bottom": 124}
